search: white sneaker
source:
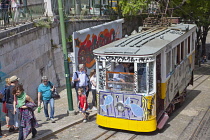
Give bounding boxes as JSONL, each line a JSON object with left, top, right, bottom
{"left": 83, "top": 119, "right": 87, "bottom": 123}
{"left": 92, "top": 107, "right": 97, "bottom": 111}
{"left": 51, "top": 118, "right": 56, "bottom": 123}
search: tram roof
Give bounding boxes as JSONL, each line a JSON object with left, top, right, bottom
{"left": 93, "top": 24, "right": 196, "bottom": 56}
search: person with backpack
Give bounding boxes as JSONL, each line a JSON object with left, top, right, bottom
{"left": 72, "top": 64, "right": 89, "bottom": 104}
{"left": 5, "top": 75, "right": 20, "bottom": 132}
{"left": 1, "top": 78, "right": 11, "bottom": 128}
{"left": 37, "top": 76, "right": 56, "bottom": 123}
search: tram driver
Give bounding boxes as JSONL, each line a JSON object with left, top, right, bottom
{"left": 113, "top": 63, "right": 130, "bottom": 82}
{"left": 112, "top": 63, "right": 130, "bottom": 90}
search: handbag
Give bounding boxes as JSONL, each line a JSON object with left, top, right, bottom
{"left": 48, "top": 81, "right": 60, "bottom": 100}
{"left": 51, "top": 90, "right": 60, "bottom": 100}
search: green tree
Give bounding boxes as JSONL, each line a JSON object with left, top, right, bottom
{"left": 172, "top": 0, "right": 210, "bottom": 58}
{"left": 119, "top": 0, "right": 147, "bottom": 16}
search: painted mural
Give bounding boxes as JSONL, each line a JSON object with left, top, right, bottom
{"left": 73, "top": 19, "right": 123, "bottom": 73}
{"left": 165, "top": 56, "right": 192, "bottom": 108}
{"left": 99, "top": 91, "right": 150, "bottom": 121}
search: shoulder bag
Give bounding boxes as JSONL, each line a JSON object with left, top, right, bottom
{"left": 48, "top": 81, "right": 60, "bottom": 100}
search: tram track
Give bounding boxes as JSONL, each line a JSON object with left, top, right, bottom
{"left": 193, "top": 66, "right": 210, "bottom": 82}
{"left": 177, "top": 75, "right": 210, "bottom": 140}
{"left": 91, "top": 129, "right": 119, "bottom": 140}
{"left": 92, "top": 130, "right": 109, "bottom": 140}
{"left": 193, "top": 74, "right": 204, "bottom": 82}
{"left": 190, "top": 75, "right": 210, "bottom": 92}
{"left": 104, "top": 131, "right": 118, "bottom": 140}
{"left": 188, "top": 75, "right": 210, "bottom": 140}
{"left": 92, "top": 130, "right": 138, "bottom": 140}
{"left": 189, "top": 107, "right": 210, "bottom": 140}
{"left": 128, "top": 134, "right": 138, "bottom": 140}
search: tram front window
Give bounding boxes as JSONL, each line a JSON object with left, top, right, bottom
{"left": 137, "top": 63, "right": 147, "bottom": 93}
{"left": 137, "top": 62, "right": 154, "bottom": 93}
{"left": 106, "top": 62, "right": 134, "bottom": 93}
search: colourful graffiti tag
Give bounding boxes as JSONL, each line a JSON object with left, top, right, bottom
{"left": 75, "top": 28, "right": 120, "bottom": 68}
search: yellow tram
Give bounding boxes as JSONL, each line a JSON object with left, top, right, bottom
{"left": 93, "top": 24, "right": 197, "bottom": 132}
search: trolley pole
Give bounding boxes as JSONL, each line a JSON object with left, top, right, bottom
{"left": 57, "top": 0, "right": 74, "bottom": 111}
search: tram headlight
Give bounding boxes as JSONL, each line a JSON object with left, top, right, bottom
{"left": 115, "top": 102, "right": 125, "bottom": 112}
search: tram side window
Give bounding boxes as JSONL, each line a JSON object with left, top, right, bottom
{"left": 177, "top": 44, "right": 181, "bottom": 64}
{"left": 188, "top": 36, "right": 191, "bottom": 54}
{"left": 181, "top": 41, "right": 184, "bottom": 61}
{"left": 172, "top": 48, "right": 176, "bottom": 69}
{"left": 98, "top": 61, "right": 105, "bottom": 90}
{"left": 166, "top": 51, "right": 171, "bottom": 77}
{"left": 148, "top": 62, "right": 154, "bottom": 92}
{"left": 185, "top": 40, "right": 187, "bottom": 57}
{"left": 137, "top": 63, "right": 147, "bottom": 93}
{"left": 192, "top": 33, "right": 195, "bottom": 51}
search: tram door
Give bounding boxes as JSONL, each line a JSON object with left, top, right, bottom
{"left": 156, "top": 54, "right": 164, "bottom": 117}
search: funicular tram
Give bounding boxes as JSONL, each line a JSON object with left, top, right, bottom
{"left": 93, "top": 23, "right": 197, "bottom": 132}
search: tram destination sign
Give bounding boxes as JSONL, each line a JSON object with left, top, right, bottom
{"left": 95, "top": 55, "right": 155, "bottom": 63}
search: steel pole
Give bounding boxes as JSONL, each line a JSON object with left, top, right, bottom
{"left": 57, "top": 0, "right": 74, "bottom": 111}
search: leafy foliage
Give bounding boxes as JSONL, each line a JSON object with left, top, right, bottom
{"left": 172, "top": 0, "right": 210, "bottom": 56}
{"left": 119, "top": 0, "right": 147, "bottom": 16}
{"left": 34, "top": 18, "right": 52, "bottom": 29}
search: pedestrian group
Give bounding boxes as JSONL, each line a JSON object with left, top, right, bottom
{"left": 0, "top": 63, "right": 98, "bottom": 139}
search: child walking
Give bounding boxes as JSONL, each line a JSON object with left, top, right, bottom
{"left": 78, "top": 88, "right": 89, "bottom": 123}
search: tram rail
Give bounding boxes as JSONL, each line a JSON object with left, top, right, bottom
{"left": 189, "top": 107, "right": 210, "bottom": 140}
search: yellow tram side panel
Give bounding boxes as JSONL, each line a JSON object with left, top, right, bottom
{"left": 160, "top": 82, "right": 167, "bottom": 99}
{"left": 97, "top": 114, "right": 157, "bottom": 132}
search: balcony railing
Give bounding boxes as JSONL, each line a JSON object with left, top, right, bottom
{"left": 0, "top": 3, "right": 45, "bottom": 30}
{"left": 0, "top": 1, "right": 119, "bottom": 30}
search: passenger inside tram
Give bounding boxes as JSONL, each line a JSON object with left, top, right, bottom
{"left": 105, "top": 62, "right": 149, "bottom": 93}
{"left": 106, "top": 62, "right": 134, "bottom": 92}
{"left": 113, "top": 63, "right": 130, "bottom": 83}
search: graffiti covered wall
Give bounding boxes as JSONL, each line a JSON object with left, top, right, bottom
{"left": 0, "top": 62, "right": 8, "bottom": 89}
{"left": 72, "top": 19, "right": 124, "bottom": 73}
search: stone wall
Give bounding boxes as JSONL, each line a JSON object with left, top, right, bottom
{"left": 28, "top": 0, "right": 44, "bottom": 5}
{"left": 0, "top": 24, "right": 64, "bottom": 101}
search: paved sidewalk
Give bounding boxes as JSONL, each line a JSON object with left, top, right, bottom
{"left": 1, "top": 88, "right": 97, "bottom": 140}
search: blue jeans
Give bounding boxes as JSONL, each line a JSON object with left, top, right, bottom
{"left": 43, "top": 98, "right": 55, "bottom": 119}
{"left": 6, "top": 103, "right": 19, "bottom": 127}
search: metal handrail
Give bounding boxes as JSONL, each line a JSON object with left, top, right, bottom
{"left": 0, "top": 3, "right": 45, "bottom": 30}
